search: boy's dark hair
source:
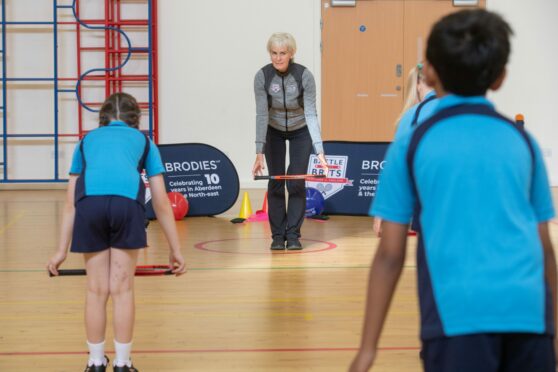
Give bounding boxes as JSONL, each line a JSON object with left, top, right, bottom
{"left": 426, "top": 9, "right": 513, "bottom": 96}
{"left": 99, "top": 92, "right": 141, "bottom": 128}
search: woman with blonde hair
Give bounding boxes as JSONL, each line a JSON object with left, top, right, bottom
{"left": 252, "top": 32, "right": 329, "bottom": 250}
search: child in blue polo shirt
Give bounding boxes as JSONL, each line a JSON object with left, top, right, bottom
{"left": 394, "top": 63, "right": 437, "bottom": 141}
{"left": 350, "top": 9, "right": 556, "bottom": 372}
{"left": 47, "top": 92, "right": 186, "bottom": 372}
{"left": 373, "top": 64, "right": 438, "bottom": 237}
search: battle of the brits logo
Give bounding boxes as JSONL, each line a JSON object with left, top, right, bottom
{"left": 270, "top": 83, "right": 281, "bottom": 93}
{"left": 306, "top": 154, "right": 353, "bottom": 199}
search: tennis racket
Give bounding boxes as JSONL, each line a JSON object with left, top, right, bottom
{"left": 315, "top": 183, "right": 333, "bottom": 196}
{"left": 50, "top": 265, "right": 173, "bottom": 277}
{"left": 254, "top": 174, "right": 326, "bottom": 180}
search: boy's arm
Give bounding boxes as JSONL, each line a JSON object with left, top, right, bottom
{"left": 149, "top": 174, "right": 186, "bottom": 276}
{"left": 349, "top": 221, "right": 409, "bottom": 372}
{"left": 539, "top": 222, "right": 557, "bottom": 353}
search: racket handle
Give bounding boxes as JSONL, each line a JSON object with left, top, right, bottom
{"left": 51, "top": 269, "right": 87, "bottom": 277}
{"left": 254, "top": 175, "right": 270, "bottom": 180}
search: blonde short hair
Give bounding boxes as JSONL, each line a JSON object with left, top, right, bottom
{"left": 267, "top": 32, "right": 297, "bottom": 55}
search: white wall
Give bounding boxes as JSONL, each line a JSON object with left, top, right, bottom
{"left": 158, "top": 0, "right": 321, "bottom": 188}
{"left": 487, "top": 0, "right": 558, "bottom": 185}
{"left": 3, "top": 0, "right": 557, "bottom": 187}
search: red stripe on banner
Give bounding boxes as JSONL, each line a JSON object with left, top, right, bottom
{"left": 316, "top": 164, "right": 341, "bottom": 170}
{"left": 307, "top": 177, "right": 351, "bottom": 184}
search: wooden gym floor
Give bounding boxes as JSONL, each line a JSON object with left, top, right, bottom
{"left": 0, "top": 189, "right": 557, "bottom": 371}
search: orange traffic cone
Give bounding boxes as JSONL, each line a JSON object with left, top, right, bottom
{"left": 259, "top": 192, "right": 268, "bottom": 214}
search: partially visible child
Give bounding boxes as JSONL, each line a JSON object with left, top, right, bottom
{"left": 373, "top": 64, "right": 438, "bottom": 237}
{"left": 47, "top": 92, "right": 186, "bottom": 372}
{"left": 351, "top": 9, "right": 556, "bottom": 372}
{"left": 393, "top": 63, "right": 437, "bottom": 140}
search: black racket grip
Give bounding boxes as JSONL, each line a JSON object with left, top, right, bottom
{"left": 254, "top": 175, "right": 271, "bottom": 180}
{"left": 50, "top": 269, "right": 86, "bottom": 277}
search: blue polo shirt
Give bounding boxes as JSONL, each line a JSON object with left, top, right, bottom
{"left": 70, "top": 121, "right": 165, "bottom": 201}
{"left": 394, "top": 90, "right": 438, "bottom": 141}
{"left": 372, "top": 94, "right": 555, "bottom": 340}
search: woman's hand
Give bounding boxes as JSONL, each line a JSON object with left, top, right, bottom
{"left": 252, "top": 154, "right": 266, "bottom": 177}
{"left": 317, "top": 153, "right": 329, "bottom": 176}
{"left": 46, "top": 250, "right": 67, "bottom": 276}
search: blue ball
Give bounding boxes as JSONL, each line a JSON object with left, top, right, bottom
{"left": 305, "top": 187, "right": 325, "bottom": 217}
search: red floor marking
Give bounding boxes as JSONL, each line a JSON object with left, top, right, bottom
{"left": 0, "top": 346, "right": 420, "bottom": 357}
{"left": 194, "top": 238, "right": 337, "bottom": 255}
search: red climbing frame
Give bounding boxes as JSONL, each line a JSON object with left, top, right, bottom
{"left": 58, "top": 0, "right": 158, "bottom": 142}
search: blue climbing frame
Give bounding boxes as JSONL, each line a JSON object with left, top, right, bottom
{"left": 0, "top": 0, "right": 157, "bottom": 183}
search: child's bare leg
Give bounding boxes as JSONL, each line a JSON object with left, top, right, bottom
{"left": 84, "top": 250, "right": 110, "bottom": 343}
{"left": 110, "top": 247, "right": 139, "bottom": 343}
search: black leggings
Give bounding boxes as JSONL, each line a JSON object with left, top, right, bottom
{"left": 264, "top": 126, "right": 313, "bottom": 241}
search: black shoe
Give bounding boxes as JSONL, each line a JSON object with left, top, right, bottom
{"left": 286, "top": 238, "right": 303, "bottom": 250}
{"left": 113, "top": 364, "right": 138, "bottom": 372}
{"left": 84, "top": 356, "right": 109, "bottom": 372}
{"left": 270, "top": 238, "right": 285, "bottom": 250}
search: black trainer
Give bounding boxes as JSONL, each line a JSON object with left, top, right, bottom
{"left": 286, "top": 238, "right": 302, "bottom": 250}
{"left": 270, "top": 237, "right": 285, "bottom": 250}
{"left": 83, "top": 356, "right": 109, "bottom": 372}
{"left": 113, "top": 364, "right": 138, "bottom": 372}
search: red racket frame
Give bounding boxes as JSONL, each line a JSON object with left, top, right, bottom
{"left": 50, "top": 265, "right": 173, "bottom": 277}
{"left": 254, "top": 174, "right": 326, "bottom": 180}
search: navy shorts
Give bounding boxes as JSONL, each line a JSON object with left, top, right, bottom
{"left": 422, "top": 333, "right": 555, "bottom": 372}
{"left": 70, "top": 196, "right": 147, "bottom": 253}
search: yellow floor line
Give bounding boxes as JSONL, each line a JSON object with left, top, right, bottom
{"left": 0, "top": 211, "right": 26, "bottom": 236}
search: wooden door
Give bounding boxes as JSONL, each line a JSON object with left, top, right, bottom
{"left": 402, "top": 1, "right": 486, "bottom": 102}
{"left": 321, "top": 0, "right": 404, "bottom": 142}
{"left": 321, "top": 0, "right": 485, "bottom": 142}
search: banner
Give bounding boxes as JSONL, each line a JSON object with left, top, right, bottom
{"left": 145, "top": 143, "right": 239, "bottom": 217}
{"left": 306, "top": 141, "right": 390, "bottom": 215}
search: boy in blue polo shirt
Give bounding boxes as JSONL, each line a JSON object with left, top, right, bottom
{"left": 350, "top": 9, "right": 556, "bottom": 372}
{"left": 47, "top": 93, "right": 186, "bottom": 372}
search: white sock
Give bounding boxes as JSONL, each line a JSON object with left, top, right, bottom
{"left": 114, "top": 340, "right": 132, "bottom": 367}
{"left": 87, "top": 340, "right": 106, "bottom": 366}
